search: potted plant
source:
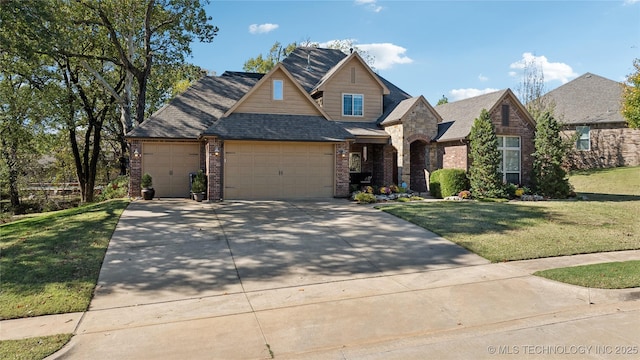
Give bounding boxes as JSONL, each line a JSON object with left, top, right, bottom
{"left": 141, "top": 173, "right": 155, "bottom": 200}
{"left": 191, "top": 170, "right": 206, "bottom": 202}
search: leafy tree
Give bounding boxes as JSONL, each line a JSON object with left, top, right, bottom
{"left": 622, "top": 58, "right": 640, "bottom": 129}
{"left": 244, "top": 41, "right": 298, "bottom": 73}
{"left": 468, "top": 109, "right": 506, "bottom": 198}
{"left": 75, "top": 0, "right": 219, "bottom": 128}
{"left": 436, "top": 95, "right": 448, "bottom": 105}
{"left": 532, "top": 112, "right": 572, "bottom": 198}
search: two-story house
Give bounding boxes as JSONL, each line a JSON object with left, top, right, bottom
{"left": 126, "top": 47, "right": 536, "bottom": 200}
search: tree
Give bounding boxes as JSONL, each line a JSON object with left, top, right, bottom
{"left": 622, "top": 58, "right": 640, "bottom": 129}
{"left": 436, "top": 95, "right": 448, "bottom": 105}
{"left": 468, "top": 109, "right": 506, "bottom": 198}
{"left": 0, "top": 1, "right": 56, "bottom": 210}
{"left": 515, "top": 56, "right": 554, "bottom": 120}
{"left": 532, "top": 112, "right": 572, "bottom": 198}
{"left": 243, "top": 41, "right": 298, "bottom": 73}
{"left": 75, "top": 0, "right": 219, "bottom": 128}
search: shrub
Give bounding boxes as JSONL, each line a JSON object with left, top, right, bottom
{"left": 191, "top": 170, "right": 206, "bottom": 193}
{"left": 98, "top": 176, "right": 129, "bottom": 201}
{"left": 468, "top": 109, "right": 507, "bottom": 198}
{"left": 430, "top": 169, "right": 469, "bottom": 198}
{"left": 354, "top": 192, "right": 376, "bottom": 203}
{"left": 141, "top": 173, "right": 153, "bottom": 189}
{"left": 532, "top": 111, "right": 572, "bottom": 198}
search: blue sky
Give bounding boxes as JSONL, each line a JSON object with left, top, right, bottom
{"left": 190, "top": 0, "right": 640, "bottom": 104}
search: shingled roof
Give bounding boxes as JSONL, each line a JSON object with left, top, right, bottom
{"left": 204, "top": 113, "right": 354, "bottom": 142}
{"left": 434, "top": 89, "right": 508, "bottom": 141}
{"left": 127, "top": 72, "right": 262, "bottom": 139}
{"left": 281, "top": 47, "right": 347, "bottom": 92}
{"left": 539, "top": 73, "right": 625, "bottom": 125}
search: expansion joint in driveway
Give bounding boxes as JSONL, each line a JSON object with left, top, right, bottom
{"left": 211, "top": 205, "right": 273, "bottom": 355}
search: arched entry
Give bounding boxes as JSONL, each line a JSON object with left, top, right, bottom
{"left": 409, "top": 140, "right": 429, "bottom": 192}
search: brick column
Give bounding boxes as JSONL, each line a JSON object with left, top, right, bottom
{"left": 335, "top": 142, "right": 350, "bottom": 197}
{"left": 129, "top": 140, "right": 142, "bottom": 198}
{"left": 382, "top": 144, "right": 395, "bottom": 186}
{"left": 206, "top": 138, "right": 223, "bottom": 201}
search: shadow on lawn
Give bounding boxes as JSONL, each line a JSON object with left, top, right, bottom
{"left": 577, "top": 193, "right": 640, "bottom": 202}
{"left": 381, "top": 201, "right": 549, "bottom": 238}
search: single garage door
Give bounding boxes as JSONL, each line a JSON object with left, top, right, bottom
{"left": 142, "top": 142, "right": 200, "bottom": 198}
{"left": 224, "top": 141, "right": 335, "bottom": 199}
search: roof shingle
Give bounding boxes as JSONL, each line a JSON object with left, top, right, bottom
{"left": 540, "top": 73, "right": 625, "bottom": 125}
{"left": 204, "top": 113, "right": 354, "bottom": 142}
{"left": 127, "top": 72, "right": 261, "bottom": 139}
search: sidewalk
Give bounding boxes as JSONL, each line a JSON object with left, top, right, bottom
{"left": 2, "top": 250, "right": 639, "bottom": 342}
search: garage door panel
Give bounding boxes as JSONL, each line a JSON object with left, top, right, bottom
{"left": 143, "top": 142, "right": 200, "bottom": 198}
{"left": 224, "top": 141, "right": 335, "bottom": 199}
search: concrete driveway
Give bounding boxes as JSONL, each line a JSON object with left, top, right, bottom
{"left": 51, "top": 199, "right": 640, "bottom": 359}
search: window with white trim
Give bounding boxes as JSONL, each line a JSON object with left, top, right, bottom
{"left": 273, "top": 79, "right": 283, "bottom": 100}
{"left": 343, "top": 94, "right": 363, "bottom": 116}
{"left": 497, "top": 136, "right": 521, "bottom": 185}
{"left": 576, "top": 126, "right": 590, "bottom": 151}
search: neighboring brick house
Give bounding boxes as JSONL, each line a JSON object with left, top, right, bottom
{"left": 434, "top": 89, "right": 537, "bottom": 186}
{"left": 126, "top": 47, "right": 537, "bottom": 200}
{"left": 540, "top": 72, "right": 640, "bottom": 170}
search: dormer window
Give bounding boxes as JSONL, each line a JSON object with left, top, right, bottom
{"left": 343, "top": 94, "right": 363, "bottom": 116}
{"left": 273, "top": 79, "right": 283, "bottom": 100}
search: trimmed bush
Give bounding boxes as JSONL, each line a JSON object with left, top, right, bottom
{"left": 354, "top": 192, "right": 376, "bottom": 203}
{"left": 429, "top": 169, "right": 469, "bottom": 198}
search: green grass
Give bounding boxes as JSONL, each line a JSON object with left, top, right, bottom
{"left": 0, "top": 199, "right": 129, "bottom": 320}
{"left": 569, "top": 166, "right": 640, "bottom": 197}
{"left": 380, "top": 166, "right": 640, "bottom": 262}
{"left": 0, "top": 334, "right": 72, "bottom": 360}
{"left": 535, "top": 260, "right": 640, "bottom": 289}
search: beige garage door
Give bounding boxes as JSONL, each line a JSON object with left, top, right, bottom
{"left": 224, "top": 141, "right": 335, "bottom": 199}
{"left": 142, "top": 142, "right": 200, "bottom": 198}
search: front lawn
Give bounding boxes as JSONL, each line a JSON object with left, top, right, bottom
{"left": 0, "top": 334, "right": 72, "bottom": 360}
{"left": 381, "top": 200, "right": 639, "bottom": 262}
{"left": 535, "top": 260, "right": 640, "bottom": 289}
{"left": 380, "top": 166, "right": 640, "bottom": 262}
{"left": 0, "top": 199, "right": 129, "bottom": 320}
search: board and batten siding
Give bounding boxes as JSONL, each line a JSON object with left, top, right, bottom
{"left": 321, "top": 61, "right": 384, "bottom": 122}
{"left": 235, "top": 68, "right": 321, "bottom": 115}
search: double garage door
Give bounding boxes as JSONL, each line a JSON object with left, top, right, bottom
{"left": 224, "top": 141, "right": 335, "bottom": 200}
{"left": 142, "top": 142, "right": 200, "bottom": 198}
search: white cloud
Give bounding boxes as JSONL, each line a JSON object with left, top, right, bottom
{"left": 449, "top": 88, "right": 500, "bottom": 101}
{"left": 355, "top": 0, "right": 383, "bottom": 12}
{"left": 357, "top": 43, "right": 413, "bottom": 70}
{"left": 248, "top": 23, "right": 279, "bottom": 34}
{"left": 478, "top": 74, "right": 489, "bottom": 82}
{"left": 509, "top": 52, "right": 577, "bottom": 84}
{"left": 624, "top": 0, "right": 639, "bottom": 5}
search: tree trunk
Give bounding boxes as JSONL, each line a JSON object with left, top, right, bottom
{"left": 1, "top": 137, "right": 21, "bottom": 208}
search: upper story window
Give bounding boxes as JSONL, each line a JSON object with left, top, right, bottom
{"left": 343, "top": 94, "right": 363, "bottom": 116}
{"left": 576, "top": 126, "right": 590, "bottom": 151}
{"left": 273, "top": 79, "right": 283, "bottom": 100}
